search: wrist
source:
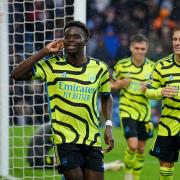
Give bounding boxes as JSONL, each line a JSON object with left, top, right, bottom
{"left": 41, "top": 47, "right": 50, "bottom": 56}
{"left": 105, "top": 120, "right": 112, "bottom": 127}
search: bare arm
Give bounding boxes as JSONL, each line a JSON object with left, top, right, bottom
{"left": 11, "top": 39, "right": 64, "bottom": 81}
{"left": 100, "top": 94, "right": 114, "bottom": 153}
{"left": 110, "top": 78, "right": 130, "bottom": 91}
{"left": 11, "top": 48, "right": 49, "bottom": 81}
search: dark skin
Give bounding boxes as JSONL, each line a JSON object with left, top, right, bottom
{"left": 11, "top": 26, "right": 114, "bottom": 180}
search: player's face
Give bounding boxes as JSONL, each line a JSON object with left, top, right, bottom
{"left": 173, "top": 30, "right": 180, "bottom": 56}
{"left": 130, "top": 41, "right": 148, "bottom": 62}
{"left": 64, "top": 26, "right": 86, "bottom": 55}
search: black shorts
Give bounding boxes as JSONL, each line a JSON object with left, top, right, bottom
{"left": 122, "top": 118, "right": 153, "bottom": 140}
{"left": 149, "top": 135, "right": 180, "bottom": 162}
{"left": 55, "top": 143, "right": 104, "bottom": 174}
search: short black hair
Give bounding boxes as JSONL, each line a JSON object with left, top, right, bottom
{"left": 130, "top": 34, "right": 149, "bottom": 44}
{"left": 64, "top": 20, "right": 90, "bottom": 40}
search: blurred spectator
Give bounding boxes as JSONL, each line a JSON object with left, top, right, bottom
{"left": 103, "top": 25, "right": 120, "bottom": 67}
{"left": 116, "top": 32, "right": 131, "bottom": 60}
{"left": 152, "top": 0, "right": 175, "bottom": 34}
{"left": 94, "top": 0, "right": 111, "bottom": 13}
{"left": 9, "top": 0, "right": 179, "bottom": 128}
{"left": 92, "top": 34, "right": 111, "bottom": 64}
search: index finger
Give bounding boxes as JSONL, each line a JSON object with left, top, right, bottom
{"left": 104, "top": 144, "right": 113, "bottom": 153}
{"left": 104, "top": 140, "right": 114, "bottom": 153}
{"left": 56, "top": 39, "right": 64, "bottom": 44}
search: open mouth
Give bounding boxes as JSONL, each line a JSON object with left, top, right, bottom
{"left": 67, "top": 45, "right": 76, "bottom": 50}
{"left": 174, "top": 48, "right": 180, "bottom": 51}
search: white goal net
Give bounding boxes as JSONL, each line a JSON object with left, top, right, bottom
{"left": 0, "top": 0, "right": 86, "bottom": 179}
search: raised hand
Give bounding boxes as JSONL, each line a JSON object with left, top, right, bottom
{"left": 140, "top": 82, "right": 147, "bottom": 92}
{"left": 45, "top": 39, "right": 64, "bottom": 54}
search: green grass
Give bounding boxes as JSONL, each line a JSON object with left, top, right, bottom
{"left": 6, "top": 126, "right": 180, "bottom": 180}
{"left": 102, "top": 127, "right": 180, "bottom": 180}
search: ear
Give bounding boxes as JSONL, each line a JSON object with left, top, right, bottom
{"left": 130, "top": 44, "right": 133, "bottom": 52}
{"left": 83, "top": 39, "right": 88, "bottom": 45}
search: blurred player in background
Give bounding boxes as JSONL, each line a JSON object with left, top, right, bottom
{"left": 11, "top": 20, "right": 114, "bottom": 180}
{"left": 145, "top": 25, "right": 180, "bottom": 180}
{"left": 111, "top": 34, "right": 155, "bottom": 180}
{"left": 27, "top": 123, "right": 54, "bottom": 168}
{"left": 27, "top": 123, "right": 124, "bottom": 173}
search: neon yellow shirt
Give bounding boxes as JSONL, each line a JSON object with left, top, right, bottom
{"left": 113, "top": 57, "right": 155, "bottom": 122}
{"left": 147, "top": 54, "right": 180, "bottom": 136}
{"left": 32, "top": 56, "right": 111, "bottom": 146}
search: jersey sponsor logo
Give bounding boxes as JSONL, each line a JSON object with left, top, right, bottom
{"left": 59, "top": 82, "right": 96, "bottom": 94}
{"left": 59, "top": 82, "right": 96, "bottom": 100}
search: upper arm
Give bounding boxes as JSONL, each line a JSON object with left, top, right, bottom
{"left": 147, "top": 63, "right": 162, "bottom": 89}
{"left": 98, "top": 65, "right": 111, "bottom": 95}
{"left": 31, "top": 60, "right": 47, "bottom": 81}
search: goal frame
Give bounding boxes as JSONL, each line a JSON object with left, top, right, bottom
{"left": 0, "top": 0, "right": 9, "bottom": 177}
{"left": 0, "top": 0, "right": 86, "bottom": 178}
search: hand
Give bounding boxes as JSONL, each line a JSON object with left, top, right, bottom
{"left": 104, "top": 126, "right": 114, "bottom": 153}
{"left": 45, "top": 39, "right": 64, "bottom": 54}
{"left": 140, "top": 82, "right": 147, "bottom": 92}
{"left": 121, "top": 78, "right": 130, "bottom": 88}
{"left": 161, "top": 86, "right": 179, "bottom": 98}
{"left": 111, "top": 78, "right": 130, "bottom": 90}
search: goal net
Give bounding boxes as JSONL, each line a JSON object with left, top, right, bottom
{"left": 0, "top": 0, "right": 85, "bottom": 179}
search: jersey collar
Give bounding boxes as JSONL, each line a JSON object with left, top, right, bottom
{"left": 173, "top": 54, "right": 180, "bottom": 67}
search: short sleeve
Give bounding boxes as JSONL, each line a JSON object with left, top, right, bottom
{"left": 147, "top": 63, "right": 162, "bottom": 89}
{"left": 99, "top": 68, "right": 111, "bottom": 95}
{"left": 31, "top": 59, "right": 47, "bottom": 81}
{"left": 112, "top": 61, "right": 121, "bottom": 80}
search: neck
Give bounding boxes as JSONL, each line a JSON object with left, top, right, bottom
{"left": 66, "top": 52, "right": 86, "bottom": 66}
{"left": 132, "top": 57, "right": 144, "bottom": 67}
{"left": 175, "top": 54, "right": 180, "bottom": 64}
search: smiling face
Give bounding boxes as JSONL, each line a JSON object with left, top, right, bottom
{"left": 130, "top": 41, "right": 148, "bottom": 62}
{"left": 64, "top": 26, "right": 87, "bottom": 55}
{"left": 173, "top": 30, "right": 180, "bottom": 56}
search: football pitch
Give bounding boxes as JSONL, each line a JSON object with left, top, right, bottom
{"left": 6, "top": 126, "right": 180, "bottom": 180}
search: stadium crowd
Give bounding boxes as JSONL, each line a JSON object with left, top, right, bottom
{"left": 9, "top": 0, "right": 179, "bottom": 126}
{"left": 86, "top": 0, "right": 180, "bottom": 68}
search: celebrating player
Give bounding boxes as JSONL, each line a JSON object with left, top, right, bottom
{"left": 11, "top": 20, "right": 114, "bottom": 180}
{"left": 111, "top": 34, "right": 155, "bottom": 180}
{"left": 145, "top": 25, "right": 180, "bottom": 180}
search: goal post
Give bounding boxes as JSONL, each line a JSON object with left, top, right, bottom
{"left": 0, "top": 0, "right": 86, "bottom": 179}
{"left": 0, "top": 0, "right": 9, "bottom": 177}
{"left": 74, "top": 0, "right": 86, "bottom": 23}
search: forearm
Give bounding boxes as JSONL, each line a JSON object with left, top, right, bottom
{"left": 11, "top": 47, "right": 49, "bottom": 81}
{"left": 145, "top": 88, "right": 163, "bottom": 99}
{"left": 110, "top": 80, "right": 124, "bottom": 91}
{"left": 100, "top": 94, "right": 113, "bottom": 120}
